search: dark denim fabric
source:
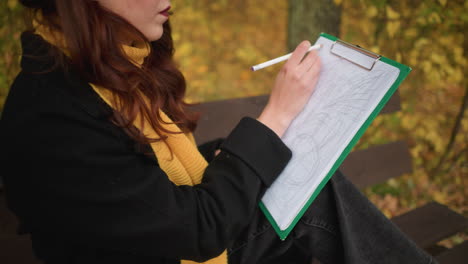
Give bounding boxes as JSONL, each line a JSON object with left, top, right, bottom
{"left": 228, "top": 170, "right": 436, "bottom": 264}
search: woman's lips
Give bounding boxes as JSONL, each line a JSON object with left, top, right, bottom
{"left": 160, "top": 6, "right": 171, "bottom": 17}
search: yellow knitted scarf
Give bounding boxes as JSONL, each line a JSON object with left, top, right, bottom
{"left": 34, "top": 22, "right": 227, "bottom": 264}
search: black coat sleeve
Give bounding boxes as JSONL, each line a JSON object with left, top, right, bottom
{"left": 197, "top": 138, "right": 224, "bottom": 162}
{"left": 1, "top": 73, "right": 291, "bottom": 262}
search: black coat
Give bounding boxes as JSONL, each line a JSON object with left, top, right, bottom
{"left": 0, "top": 31, "right": 291, "bottom": 264}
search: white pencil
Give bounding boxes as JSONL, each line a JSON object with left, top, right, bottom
{"left": 251, "top": 44, "right": 323, "bottom": 71}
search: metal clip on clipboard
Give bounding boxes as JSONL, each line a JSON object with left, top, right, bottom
{"left": 330, "top": 39, "right": 381, "bottom": 71}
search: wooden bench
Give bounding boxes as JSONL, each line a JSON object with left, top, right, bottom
{"left": 0, "top": 192, "right": 41, "bottom": 264}
{"left": 191, "top": 92, "right": 468, "bottom": 263}
{"left": 0, "top": 92, "right": 466, "bottom": 263}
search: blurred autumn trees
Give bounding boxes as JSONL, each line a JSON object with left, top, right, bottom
{"left": 338, "top": 0, "right": 467, "bottom": 214}
{"left": 286, "top": 0, "right": 467, "bottom": 228}
{"left": 0, "top": 0, "right": 24, "bottom": 111}
{"left": 0, "top": 0, "right": 467, "bottom": 240}
{"left": 170, "top": 0, "right": 288, "bottom": 102}
{"left": 288, "top": 0, "right": 341, "bottom": 50}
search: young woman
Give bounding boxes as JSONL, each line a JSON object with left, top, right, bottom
{"left": 1, "top": 1, "right": 435, "bottom": 263}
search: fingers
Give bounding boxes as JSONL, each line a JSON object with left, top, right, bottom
{"left": 261, "top": 41, "right": 322, "bottom": 137}
{"left": 302, "top": 56, "right": 321, "bottom": 86}
{"left": 285, "top": 40, "right": 311, "bottom": 67}
{"left": 296, "top": 50, "right": 319, "bottom": 77}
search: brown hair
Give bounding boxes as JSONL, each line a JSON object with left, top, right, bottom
{"left": 20, "top": 0, "right": 198, "bottom": 144}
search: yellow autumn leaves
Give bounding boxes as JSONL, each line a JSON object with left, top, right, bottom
{"left": 170, "top": 0, "right": 287, "bottom": 103}
{"left": 342, "top": 0, "right": 467, "bottom": 224}
{"left": 0, "top": 2, "right": 466, "bottom": 212}
{"left": 386, "top": 6, "right": 400, "bottom": 38}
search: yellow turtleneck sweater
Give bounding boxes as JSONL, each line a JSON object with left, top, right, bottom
{"left": 34, "top": 23, "right": 228, "bottom": 264}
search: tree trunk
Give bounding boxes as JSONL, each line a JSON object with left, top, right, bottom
{"left": 288, "top": 0, "right": 341, "bottom": 51}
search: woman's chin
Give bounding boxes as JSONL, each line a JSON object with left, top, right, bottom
{"left": 144, "top": 28, "right": 164, "bottom": 42}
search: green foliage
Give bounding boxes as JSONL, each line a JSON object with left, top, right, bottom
{"left": 170, "top": 0, "right": 287, "bottom": 103}
{"left": 339, "top": 1, "right": 468, "bottom": 245}
{"left": 0, "top": 1, "right": 25, "bottom": 112}
{"left": 0, "top": 2, "right": 466, "bottom": 241}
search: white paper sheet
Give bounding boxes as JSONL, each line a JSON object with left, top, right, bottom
{"left": 261, "top": 37, "right": 400, "bottom": 231}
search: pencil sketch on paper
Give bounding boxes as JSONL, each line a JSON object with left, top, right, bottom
{"left": 261, "top": 36, "right": 401, "bottom": 231}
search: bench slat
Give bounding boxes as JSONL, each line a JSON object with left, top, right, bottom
{"left": 340, "top": 141, "right": 412, "bottom": 188}
{"left": 380, "top": 91, "right": 401, "bottom": 114}
{"left": 436, "top": 241, "right": 468, "bottom": 264}
{"left": 1, "top": 194, "right": 41, "bottom": 263}
{"left": 192, "top": 92, "right": 400, "bottom": 144}
{"left": 0, "top": 194, "right": 20, "bottom": 237}
{"left": 391, "top": 202, "right": 468, "bottom": 249}
{"left": 192, "top": 95, "right": 267, "bottom": 144}
{"left": 0, "top": 236, "right": 41, "bottom": 264}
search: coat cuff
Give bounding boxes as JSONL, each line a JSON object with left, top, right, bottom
{"left": 197, "top": 138, "right": 224, "bottom": 162}
{"left": 219, "top": 117, "right": 292, "bottom": 186}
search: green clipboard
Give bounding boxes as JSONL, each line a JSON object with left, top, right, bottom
{"left": 259, "top": 32, "right": 412, "bottom": 240}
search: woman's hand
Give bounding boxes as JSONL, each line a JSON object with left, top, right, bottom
{"left": 257, "top": 40, "right": 321, "bottom": 137}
